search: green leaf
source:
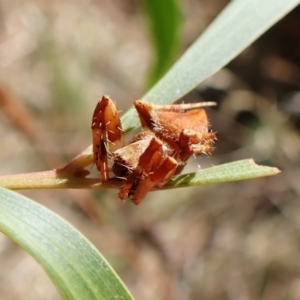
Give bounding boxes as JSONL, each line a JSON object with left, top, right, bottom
{"left": 164, "top": 159, "right": 280, "bottom": 188}
{"left": 141, "top": 0, "right": 182, "bottom": 86}
{"left": 0, "top": 160, "right": 280, "bottom": 191}
{"left": 122, "top": 0, "right": 300, "bottom": 132}
{"left": 0, "top": 187, "right": 134, "bottom": 300}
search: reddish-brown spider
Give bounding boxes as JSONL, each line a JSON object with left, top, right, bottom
{"left": 92, "top": 95, "right": 216, "bottom": 205}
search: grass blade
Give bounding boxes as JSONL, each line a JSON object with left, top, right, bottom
{"left": 122, "top": 0, "right": 300, "bottom": 131}
{"left": 165, "top": 159, "right": 280, "bottom": 188}
{"left": 0, "top": 188, "right": 134, "bottom": 300}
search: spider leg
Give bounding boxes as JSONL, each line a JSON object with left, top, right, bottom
{"left": 91, "top": 95, "right": 123, "bottom": 182}
{"left": 179, "top": 129, "right": 216, "bottom": 161}
{"left": 134, "top": 100, "right": 216, "bottom": 113}
{"left": 132, "top": 156, "right": 178, "bottom": 205}
{"left": 118, "top": 137, "right": 163, "bottom": 200}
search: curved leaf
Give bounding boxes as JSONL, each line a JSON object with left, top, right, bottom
{"left": 0, "top": 187, "right": 134, "bottom": 300}
{"left": 122, "top": 0, "right": 300, "bottom": 131}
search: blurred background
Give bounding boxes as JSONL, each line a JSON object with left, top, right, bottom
{"left": 1, "top": 0, "right": 300, "bottom": 299}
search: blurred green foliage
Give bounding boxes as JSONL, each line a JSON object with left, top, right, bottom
{"left": 141, "top": 0, "right": 182, "bottom": 87}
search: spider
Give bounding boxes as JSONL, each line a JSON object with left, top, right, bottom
{"left": 92, "top": 95, "right": 216, "bottom": 205}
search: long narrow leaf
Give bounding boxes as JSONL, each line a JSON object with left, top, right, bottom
{"left": 0, "top": 188, "right": 134, "bottom": 300}
{"left": 0, "top": 160, "right": 279, "bottom": 190}
{"left": 122, "top": 0, "right": 300, "bottom": 131}
{"left": 165, "top": 159, "right": 280, "bottom": 188}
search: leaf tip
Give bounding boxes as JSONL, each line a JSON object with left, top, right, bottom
{"left": 249, "top": 159, "right": 281, "bottom": 175}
